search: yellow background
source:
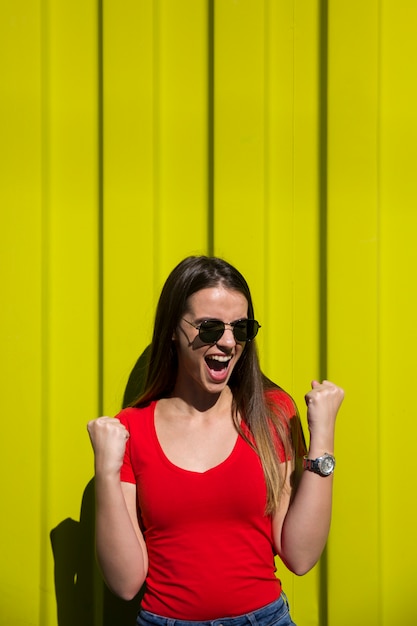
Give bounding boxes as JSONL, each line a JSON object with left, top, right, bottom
{"left": 1, "top": 1, "right": 416, "bottom": 625}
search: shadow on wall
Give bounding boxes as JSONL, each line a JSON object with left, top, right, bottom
{"left": 50, "top": 347, "right": 150, "bottom": 626}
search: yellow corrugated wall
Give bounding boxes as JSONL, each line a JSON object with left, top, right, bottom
{"left": 1, "top": 1, "right": 416, "bottom": 625}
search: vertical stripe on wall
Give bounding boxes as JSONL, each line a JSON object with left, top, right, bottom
{"left": 379, "top": 2, "right": 417, "bottom": 623}
{"left": 1, "top": 1, "right": 417, "bottom": 625}
{"left": 327, "top": 1, "right": 381, "bottom": 624}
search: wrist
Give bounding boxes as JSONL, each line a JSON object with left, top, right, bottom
{"left": 94, "top": 459, "right": 122, "bottom": 481}
{"left": 307, "top": 431, "right": 335, "bottom": 457}
{"left": 307, "top": 445, "right": 334, "bottom": 458}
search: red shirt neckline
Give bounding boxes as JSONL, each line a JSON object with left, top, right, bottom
{"left": 150, "top": 399, "right": 244, "bottom": 476}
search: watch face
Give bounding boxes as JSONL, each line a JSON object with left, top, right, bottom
{"left": 319, "top": 455, "right": 335, "bottom": 476}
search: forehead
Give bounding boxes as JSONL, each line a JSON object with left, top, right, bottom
{"left": 185, "top": 286, "right": 248, "bottom": 318}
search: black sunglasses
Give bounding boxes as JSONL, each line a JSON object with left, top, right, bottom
{"left": 182, "top": 318, "right": 261, "bottom": 344}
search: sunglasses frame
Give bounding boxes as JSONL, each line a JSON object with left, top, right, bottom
{"left": 182, "top": 318, "right": 261, "bottom": 344}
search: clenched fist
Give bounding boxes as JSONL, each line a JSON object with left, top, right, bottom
{"left": 87, "top": 417, "right": 130, "bottom": 476}
{"left": 304, "top": 380, "right": 344, "bottom": 440}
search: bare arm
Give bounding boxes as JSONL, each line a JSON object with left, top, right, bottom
{"left": 88, "top": 417, "right": 148, "bottom": 599}
{"left": 273, "top": 380, "right": 344, "bottom": 575}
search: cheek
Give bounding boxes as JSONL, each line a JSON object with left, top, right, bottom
{"left": 175, "top": 337, "right": 200, "bottom": 364}
{"left": 234, "top": 343, "right": 247, "bottom": 364}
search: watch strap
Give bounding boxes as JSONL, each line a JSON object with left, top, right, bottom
{"left": 303, "top": 453, "right": 336, "bottom": 476}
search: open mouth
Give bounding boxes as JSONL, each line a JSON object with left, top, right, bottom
{"left": 205, "top": 354, "right": 232, "bottom": 375}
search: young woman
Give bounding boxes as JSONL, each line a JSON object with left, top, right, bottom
{"left": 87, "top": 256, "right": 344, "bottom": 626}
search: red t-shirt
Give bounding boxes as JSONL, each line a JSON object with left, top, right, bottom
{"left": 117, "top": 389, "right": 297, "bottom": 619}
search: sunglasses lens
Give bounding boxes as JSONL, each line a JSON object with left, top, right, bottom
{"left": 247, "top": 319, "right": 260, "bottom": 340}
{"left": 199, "top": 320, "right": 225, "bottom": 343}
{"left": 232, "top": 320, "right": 249, "bottom": 341}
{"left": 233, "top": 319, "right": 260, "bottom": 341}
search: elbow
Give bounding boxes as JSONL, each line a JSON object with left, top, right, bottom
{"left": 98, "top": 551, "right": 148, "bottom": 601}
{"left": 279, "top": 551, "right": 319, "bottom": 577}
{"left": 117, "top": 587, "right": 143, "bottom": 602}
{"left": 101, "top": 565, "right": 147, "bottom": 602}
{"left": 278, "top": 533, "right": 326, "bottom": 576}
{"left": 107, "top": 576, "right": 146, "bottom": 602}
{"left": 289, "top": 562, "right": 315, "bottom": 577}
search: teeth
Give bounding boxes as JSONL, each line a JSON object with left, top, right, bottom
{"left": 206, "top": 355, "right": 231, "bottom": 363}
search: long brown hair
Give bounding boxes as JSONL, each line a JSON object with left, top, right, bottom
{"left": 131, "top": 256, "right": 303, "bottom": 514}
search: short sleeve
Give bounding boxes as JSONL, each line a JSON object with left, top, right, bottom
{"left": 116, "top": 409, "right": 136, "bottom": 484}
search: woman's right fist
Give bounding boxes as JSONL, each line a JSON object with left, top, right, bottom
{"left": 87, "top": 417, "right": 130, "bottom": 475}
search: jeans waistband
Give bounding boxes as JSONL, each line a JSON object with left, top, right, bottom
{"left": 137, "top": 593, "right": 293, "bottom": 626}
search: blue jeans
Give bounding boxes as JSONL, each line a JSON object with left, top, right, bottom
{"left": 136, "top": 593, "right": 296, "bottom": 626}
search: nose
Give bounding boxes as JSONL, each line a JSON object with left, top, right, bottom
{"left": 217, "top": 324, "right": 237, "bottom": 347}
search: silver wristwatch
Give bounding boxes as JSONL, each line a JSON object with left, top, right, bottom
{"left": 303, "top": 453, "right": 336, "bottom": 476}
